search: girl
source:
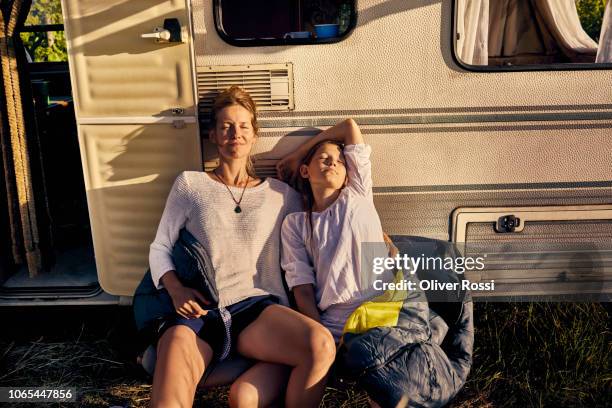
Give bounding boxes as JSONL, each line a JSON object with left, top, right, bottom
{"left": 278, "top": 120, "right": 473, "bottom": 407}
{"left": 277, "top": 119, "right": 395, "bottom": 342}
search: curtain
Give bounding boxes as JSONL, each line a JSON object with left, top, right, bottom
{"left": 534, "top": 0, "right": 598, "bottom": 58}
{"left": 596, "top": 0, "right": 612, "bottom": 62}
{"left": 489, "top": 0, "right": 553, "bottom": 59}
{"left": 456, "top": 0, "right": 489, "bottom": 65}
{"left": 487, "top": 0, "right": 598, "bottom": 64}
{"left": 0, "top": 0, "right": 44, "bottom": 278}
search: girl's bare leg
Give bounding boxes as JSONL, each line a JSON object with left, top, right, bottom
{"left": 228, "top": 362, "right": 291, "bottom": 408}
{"left": 151, "top": 325, "right": 213, "bottom": 408}
{"left": 236, "top": 304, "right": 336, "bottom": 408}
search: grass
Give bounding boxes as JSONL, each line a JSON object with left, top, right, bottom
{"left": 452, "top": 303, "right": 611, "bottom": 408}
{"left": 0, "top": 303, "right": 609, "bottom": 407}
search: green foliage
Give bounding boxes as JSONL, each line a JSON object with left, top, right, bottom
{"left": 20, "top": 0, "right": 67, "bottom": 62}
{"left": 576, "top": 0, "right": 608, "bottom": 42}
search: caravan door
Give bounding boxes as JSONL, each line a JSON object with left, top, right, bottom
{"left": 61, "top": 0, "right": 201, "bottom": 296}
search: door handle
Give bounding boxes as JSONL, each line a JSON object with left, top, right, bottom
{"left": 141, "top": 27, "right": 171, "bottom": 43}
{"left": 141, "top": 18, "right": 184, "bottom": 43}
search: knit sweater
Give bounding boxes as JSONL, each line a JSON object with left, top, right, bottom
{"left": 149, "top": 171, "right": 302, "bottom": 307}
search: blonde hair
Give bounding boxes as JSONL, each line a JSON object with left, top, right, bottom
{"left": 209, "top": 86, "right": 258, "bottom": 178}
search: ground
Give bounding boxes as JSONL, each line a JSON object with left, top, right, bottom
{"left": 0, "top": 303, "right": 609, "bottom": 407}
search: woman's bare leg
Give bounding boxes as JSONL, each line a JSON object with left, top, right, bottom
{"left": 151, "top": 325, "right": 213, "bottom": 408}
{"left": 236, "top": 305, "right": 336, "bottom": 408}
{"left": 228, "top": 362, "right": 291, "bottom": 408}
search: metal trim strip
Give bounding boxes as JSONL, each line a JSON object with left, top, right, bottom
{"left": 258, "top": 105, "right": 612, "bottom": 118}
{"left": 373, "top": 181, "right": 612, "bottom": 194}
{"left": 255, "top": 122, "right": 612, "bottom": 137}
{"left": 256, "top": 112, "right": 612, "bottom": 128}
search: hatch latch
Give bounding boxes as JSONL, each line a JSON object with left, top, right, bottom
{"left": 495, "top": 215, "right": 521, "bottom": 233}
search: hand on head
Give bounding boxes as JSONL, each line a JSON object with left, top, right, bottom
{"left": 276, "top": 153, "right": 302, "bottom": 182}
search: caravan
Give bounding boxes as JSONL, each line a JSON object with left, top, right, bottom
{"left": 1, "top": 0, "right": 611, "bottom": 305}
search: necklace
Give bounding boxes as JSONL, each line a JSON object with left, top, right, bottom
{"left": 213, "top": 169, "right": 249, "bottom": 213}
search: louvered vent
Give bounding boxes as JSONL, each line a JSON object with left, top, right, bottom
{"left": 197, "top": 63, "right": 294, "bottom": 126}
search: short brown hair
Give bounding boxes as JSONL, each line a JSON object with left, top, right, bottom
{"left": 209, "top": 86, "right": 259, "bottom": 134}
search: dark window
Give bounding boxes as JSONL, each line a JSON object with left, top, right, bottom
{"left": 214, "top": 0, "right": 356, "bottom": 46}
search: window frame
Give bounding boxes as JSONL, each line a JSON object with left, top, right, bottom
{"left": 212, "top": 0, "right": 357, "bottom": 47}
{"left": 451, "top": 0, "right": 612, "bottom": 72}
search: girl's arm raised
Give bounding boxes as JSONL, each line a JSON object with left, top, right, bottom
{"left": 277, "top": 118, "right": 363, "bottom": 180}
{"left": 293, "top": 284, "right": 322, "bottom": 323}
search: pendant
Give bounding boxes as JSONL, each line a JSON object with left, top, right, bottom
{"left": 234, "top": 205, "right": 242, "bottom": 213}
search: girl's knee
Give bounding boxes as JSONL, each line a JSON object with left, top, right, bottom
{"left": 228, "top": 381, "right": 259, "bottom": 408}
{"left": 307, "top": 326, "right": 336, "bottom": 367}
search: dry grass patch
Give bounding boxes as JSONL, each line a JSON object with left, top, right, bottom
{"left": 0, "top": 303, "right": 609, "bottom": 407}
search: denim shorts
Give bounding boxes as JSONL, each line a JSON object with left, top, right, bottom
{"left": 158, "top": 294, "right": 279, "bottom": 361}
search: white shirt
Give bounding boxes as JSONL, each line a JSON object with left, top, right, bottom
{"left": 149, "top": 172, "right": 302, "bottom": 307}
{"left": 281, "top": 144, "right": 392, "bottom": 340}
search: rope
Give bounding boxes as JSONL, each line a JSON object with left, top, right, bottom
{"left": 0, "top": 107, "right": 23, "bottom": 264}
{"left": 0, "top": 77, "right": 23, "bottom": 263}
{"left": 0, "top": 0, "right": 41, "bottom": 276}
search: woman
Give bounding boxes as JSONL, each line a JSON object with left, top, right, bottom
{"left": 148, "top": 86, "right": 336, "bottom": 408}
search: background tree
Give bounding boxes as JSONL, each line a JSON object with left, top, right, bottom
{"left": 576, "top": 0, "right": 608, "bottom": 42}
{"left": 20, "top": 0, "right": 66, "bottom": 62}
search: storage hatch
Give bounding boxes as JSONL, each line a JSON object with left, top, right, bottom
{"left": 451, "top": 205, "right": 612, "bottom": 299}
